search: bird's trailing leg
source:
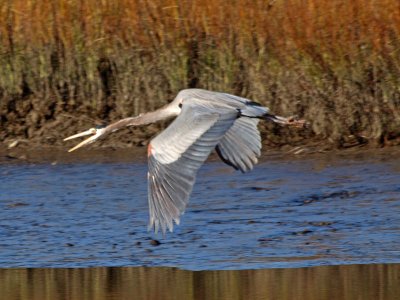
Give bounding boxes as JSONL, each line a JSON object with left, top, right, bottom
{"left": 263, "top": 113, "right": 308, "bottom": 128}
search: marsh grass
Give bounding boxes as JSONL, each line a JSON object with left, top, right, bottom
{"left": 0, "top": 0, "right": 399, "bottom": 147}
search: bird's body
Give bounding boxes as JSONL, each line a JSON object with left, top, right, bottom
{"left": 64, "top": 89, "right": 306, "bottom": 234}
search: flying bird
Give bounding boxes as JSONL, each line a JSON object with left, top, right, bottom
{"left": 64, "top": 89, "right": 306, "bottom": 233}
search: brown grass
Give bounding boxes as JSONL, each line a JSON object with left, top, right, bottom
{"left": 1, "top": 0, "right": 400, "bottom": 148}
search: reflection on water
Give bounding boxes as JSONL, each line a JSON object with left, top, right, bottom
{"left": 1, "top": 264, "right": 399, "bottom": 300}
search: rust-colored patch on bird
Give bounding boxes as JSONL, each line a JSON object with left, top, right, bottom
{"left": 147, "top": 143, "right": 153, "bottom": 157}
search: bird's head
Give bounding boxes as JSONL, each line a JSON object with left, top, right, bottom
{"left": 64, "top": 125, "right": 108, "bottom": 152}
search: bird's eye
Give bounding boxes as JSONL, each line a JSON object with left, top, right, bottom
{"left": 178, "top": 103, "right": 183, "bottom": 108}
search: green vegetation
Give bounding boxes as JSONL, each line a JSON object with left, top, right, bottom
{"left": 0, "top": 0, "right": 399, "bottom": 148}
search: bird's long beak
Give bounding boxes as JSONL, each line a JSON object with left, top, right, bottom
{"left": 64, "top": 129, "right": 94, "bottom": 141}
{"left": 64, "top": 129, "right": 97, "bottom": 152}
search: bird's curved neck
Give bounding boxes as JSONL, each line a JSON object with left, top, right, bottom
{"left": 106, "top": 103, "right": 180, "bottom": 133}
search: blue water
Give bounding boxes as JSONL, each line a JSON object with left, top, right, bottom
{"left": 1, "top": 150, "right": 399, "bottom": 270}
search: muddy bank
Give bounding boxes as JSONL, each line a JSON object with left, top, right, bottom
{"left": 2, "top": 138, "right": 400, "bottom": 166}
{"left": 2, "top": 109, "right": 399, "bottom": 162}
{"left": 1, "top": 106, "right": 317, "bottom": 149}
{"left": 1, "top": 93, "right": 399, "bottom": 152}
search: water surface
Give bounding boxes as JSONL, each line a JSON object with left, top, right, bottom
{"left": 0, "top": 149, "right": 399, "bottom": 270}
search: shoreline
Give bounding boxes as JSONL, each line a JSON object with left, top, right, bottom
{"left": 1, "top": 141, "right": 399, "bottom": 165}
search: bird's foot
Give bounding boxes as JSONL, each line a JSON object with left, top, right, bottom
{"left": 286, "top": 116, "right": 309, "bottom": 129}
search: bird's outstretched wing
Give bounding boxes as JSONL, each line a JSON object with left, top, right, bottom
{"left": 147, "top": 101, "right": 238, "bottom": 233}
{"left": 216, "top": 118, "right": 261, "bottom": 173}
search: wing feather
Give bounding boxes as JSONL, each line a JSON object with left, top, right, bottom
{"left": 148, "top": 101, "right": 238, "bottom": 233}
{"left": 216, "top": 118, "right": 261, "bottom": 173}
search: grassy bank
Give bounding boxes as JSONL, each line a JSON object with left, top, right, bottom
{"left": 0, "top": 0, "right": 399, "bottom": 148}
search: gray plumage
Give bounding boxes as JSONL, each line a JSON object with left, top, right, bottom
{"left": 64, "top": 88, "right": 306, "bottom": 234}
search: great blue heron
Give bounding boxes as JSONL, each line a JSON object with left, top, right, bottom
{"left": 64, "top": 89, "right": 306, "bottom": 233}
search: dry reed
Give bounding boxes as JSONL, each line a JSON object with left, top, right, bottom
{"left": 0, "top": 0, "right": 399, "bottom": 148}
